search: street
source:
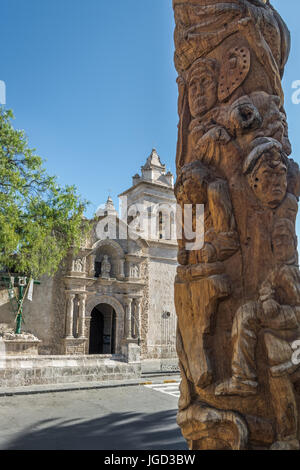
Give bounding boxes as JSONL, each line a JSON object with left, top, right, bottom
{"left": 0, "top": 380, "right": 187, "bottom": 450}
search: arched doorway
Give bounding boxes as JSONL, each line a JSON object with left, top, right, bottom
{"left": 89, "top": 303, "right": 116, "bottom": 354}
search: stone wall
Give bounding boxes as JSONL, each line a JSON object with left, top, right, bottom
{"left": 140, "top": 259, "right": 150, "bottom": 359}
{"left": 145, "top": 249, "right": 177, "bottom": 360}
{"left": 21, "top": 275, "right": 55, "bottom": 354}
{"left": 0, "top": 355, "right": 141, "bottom": 388}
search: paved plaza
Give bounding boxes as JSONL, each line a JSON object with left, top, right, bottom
{"left": 0, "top": 379, "right": 186, "bottom": 450}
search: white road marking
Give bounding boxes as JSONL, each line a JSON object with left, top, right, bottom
{"left": 144, "top": 382, "right": 180, "bottom": 398}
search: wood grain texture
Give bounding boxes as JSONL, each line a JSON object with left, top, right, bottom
{"left": 173, "top": 0, "right": 300, "bottom": 450}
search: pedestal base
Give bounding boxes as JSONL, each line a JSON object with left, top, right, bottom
{"left": 0, "top": 329, "right": 41, "bottom": 356}
{"left": 122, "top": 341, "right": 141, "bottom": 363}
{"left": 63, "top": 337, "right": 87, "bottom": 355}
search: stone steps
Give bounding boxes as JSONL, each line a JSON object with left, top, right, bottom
{"left": 0, "top": 354, "right": 141, "bottom": 388}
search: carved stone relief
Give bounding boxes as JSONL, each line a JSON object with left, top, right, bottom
{"left": 73, "top": 257, "right": 85, "bottom": 273}
{"left": 101, "top": 255, "right": 111, "bottom": 280}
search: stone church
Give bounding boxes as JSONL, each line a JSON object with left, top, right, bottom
{"left": 0, "top": 149, "right": 178, "bottom": 376}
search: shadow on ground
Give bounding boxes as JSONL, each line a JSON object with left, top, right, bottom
{"left": 5, "top": 409, "right": 187, "bottom": 450}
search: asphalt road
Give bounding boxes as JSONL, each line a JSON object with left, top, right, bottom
{"left": 0, "top": 381, "right": 187, "bottom": 450}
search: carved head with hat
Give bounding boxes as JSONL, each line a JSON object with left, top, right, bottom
{"left": 243, "top": 137, "right": 288, "bottom": 208}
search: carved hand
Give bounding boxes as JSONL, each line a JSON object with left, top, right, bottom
{"left": 196, "top": 243, "right": 217, "bottom": 264}
{"left": 199, "top": 126, "right": 231, "bottom": 146}
{"left": 259, "top": 284, "right": 275, "bottom": 303}
{"left": 261, "top": 299, "right": 281, "bottom": 319}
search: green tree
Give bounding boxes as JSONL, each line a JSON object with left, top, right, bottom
{"left": 0, "top": 108, "right": 89, "bottom": 278}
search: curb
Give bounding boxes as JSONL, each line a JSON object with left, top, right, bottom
{"left": 0, "top": 376, "right": 180, "bottom": 397}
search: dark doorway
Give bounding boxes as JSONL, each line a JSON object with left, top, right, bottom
{"left": 89, "top": 308, "right": 104, "bottom": 354}
{"left": 111, "top": 310, "right": 116, "bottom": 354}
{"left": 89, "top": 304, "right": 117, "bottom": 355}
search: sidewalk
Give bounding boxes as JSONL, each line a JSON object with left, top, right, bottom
{"left": 0, "top": 373, "right": 181, "bottom": 397}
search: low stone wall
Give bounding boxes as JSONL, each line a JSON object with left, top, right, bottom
{"left": 3, "top": 340, "right": 41, "bottom": 356}
{"left": 0, "top": 354, "right": 141, "bottom": 388}
{"left": 141, "top": 358, "right": 179, "bottom": 374}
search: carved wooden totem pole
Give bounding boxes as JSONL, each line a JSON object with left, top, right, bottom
{"left": 173, "top": 0, "right": 300, "bottom": 450}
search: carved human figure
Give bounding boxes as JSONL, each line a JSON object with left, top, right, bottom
{"left": 174, "top": 0, "right": 290, "bottom": 102}
{"left": 243, "top": 138, "right": 288, "bottom": 208}
{"left": 187, "top": 90, "right": 292, "bottom": 179}
{"left": 173, "top": 0, "right": 299, "bottom": 451}
{"left": 215, "top": 218, "right": 300, "bottom": 448}
{"left": 74, "top": 258, "right": 84, "bottom": 273}
{"left": 216, "top": 219, "right": 299, "bottom": 391}
{"left": 175, "top": 161, "right": 239, "bottom": 390}
{"left": 130, "top": 264, "right": 139, "bottom": 279}
{"left": 175, "top": 161, "right": 238, "bottom": 268}
{"left": 101, "top": 255, "right": 111, "bottom": 279}
{"left": 229, "top": 92, "right": 289, "bottom": 155}
{"left": 188, "top": 58, "right": 219, "bottom": 119}
{"left": 184, "top": 61, "right": 276, "bottom": 176}
{"left": 184, "top": 58, "right": 233, "bottom": 169}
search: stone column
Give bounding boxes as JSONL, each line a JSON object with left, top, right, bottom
{"left": 124, "top": 297, "right": 133, "bottom": 341}
{"left": 119, "top": 259, "right": 125, "bottom": 278}
{"left": 85, "top": 316, "right": 91, "bottom": 352}
{"left": 134, "top": 299, "right": 142, "bottom": 340}
{"left": 78, "top": 293, "right": 87, "bottom": 338}
{"left": 65, "top": 293, "right": 75, "bottom": 338}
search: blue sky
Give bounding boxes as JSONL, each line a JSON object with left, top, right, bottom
{"left": 1, "top": 0, "right": 300, "bottom": 222}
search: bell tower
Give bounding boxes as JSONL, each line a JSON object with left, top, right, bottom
{"left": 119, "top": 149, "right": 178, "bottom": 372}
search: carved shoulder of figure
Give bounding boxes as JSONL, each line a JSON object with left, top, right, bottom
{"left": 198, "top": 127, "right": 231, "bottom": 147}
{"left": 276, "top": 192, "right": 298, "bottom": 223}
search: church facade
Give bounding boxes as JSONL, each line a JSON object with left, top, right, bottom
{"left": 0, "top": 150, "right": 178, "bottom": 373}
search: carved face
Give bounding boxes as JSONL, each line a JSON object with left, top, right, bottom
{"left": 249, "top": 151, "right": 287, "bottom": 208}
{"left": 176, "top": 178, "right": 208, "bottom": 207}
{"left": 188, "top": 70, "right": 218, "bottom": 118}
{"left": 272, "top": 224, "right": 296, "bottom": 263}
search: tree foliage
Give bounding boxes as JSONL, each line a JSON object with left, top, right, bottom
{"left": 0, "top": 108, "right": 89, "bottom": 278}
